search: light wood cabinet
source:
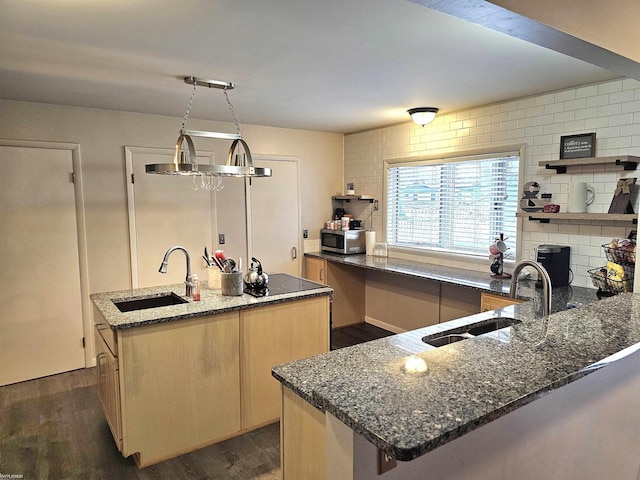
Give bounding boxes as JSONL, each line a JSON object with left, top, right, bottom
{"left": 281, "top": 386, "right": 326, "bottom": 480}
{"left": 94, "top": 323, "right": 122, "bottom": 450}
{"left": 305, "top": 256, "right": 327, "bottom": 284}
{"left": 93, "top": 293, "right": 330, "bottom": 467}
{"left": 120, "top": 312, "right": 241, "bottom": 467}
{"left": 480, "top": 292, "right": 524, "bottom": 312}
{"left": 241, "top": 296, "right": 330, "bottom": 429}
{"left": 304, "top": 256, "right": 365, "bottom": 328}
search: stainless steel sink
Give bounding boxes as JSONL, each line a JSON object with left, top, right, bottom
{"left": 422, "top": 317, "right": 521, "bottom": 347}
{"left": 113, "top": 293, "right": 188, "bottom": 312}
{"left": 466, "top": 317, "right": 521, "bottom": 336}
{"left": 423, "top": 333, "right": 474, "bottom": 348}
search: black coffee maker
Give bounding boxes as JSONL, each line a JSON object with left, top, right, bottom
{"left": 536, "top": 245, "right": 570, "bottom": 287}
{"left": 333, "top": 207, "right": 346, "bottom": 220}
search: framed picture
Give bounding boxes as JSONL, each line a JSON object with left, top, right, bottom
{"left": 560, "top": 133, "right": 596, "bottom": 159}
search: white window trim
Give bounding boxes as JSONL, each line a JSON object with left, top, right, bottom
{"left": 383, "top": 144, "right": 526, "bottom": 268}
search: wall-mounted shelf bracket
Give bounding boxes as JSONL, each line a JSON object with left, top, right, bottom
{"left": 517, "top": 212, "right": 637, "bottom": 224}
{"left": 615, "top": 158, "right": 638, "bottom": 170}
{"left": 544, "top": 164, "right": 566, "bottom": 173}
{"left": 539, "top": 155, "right": 640, "bottom": 174}
{"left": 332, "top": 195, "right": 375, "bottom": 203}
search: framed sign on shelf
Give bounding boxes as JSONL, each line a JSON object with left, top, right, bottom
{"left": 560, "top": 133, "right": 596, "bottom": 159}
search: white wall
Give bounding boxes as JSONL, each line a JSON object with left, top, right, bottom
{"left": 344, "top": 78, "right": 640, "bottom": 288}
{"left": 0, "top": 100, "right": 343, "bottom": 295}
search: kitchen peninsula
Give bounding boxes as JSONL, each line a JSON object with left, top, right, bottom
{"left": 91, "top": 273, "right": 331, "bottom": 467}
{"left": 274, "top": 288, "right": 640, "bottom": 479}
{"left": 304, "top": 252, "right": 601, "bottom": 330}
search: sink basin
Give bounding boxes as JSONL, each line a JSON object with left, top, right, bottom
{"left": 423, "top": 333, "right": 473, "bottom": 348}
{"left": 466, "top": 317, "right": 521, "bottom": 336}
{"left": 422, "top": 317, "right": 521, "bottom": 347}
{"left": 114, "top": 293, "right": 188, "bottom": 312}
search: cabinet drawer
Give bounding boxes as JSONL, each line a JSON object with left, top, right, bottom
{"left": 95, "top": 326, "right": 122, "bottom": 450}
{"left": 93, "top": 304, "right": 117, "bottom": 356}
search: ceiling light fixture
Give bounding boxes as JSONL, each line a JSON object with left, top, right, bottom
{"left": 407, "top": 107, "right": 439, "bottom": 127}
{"left": 145, "top": 76, "right": 271, "bottom": 181}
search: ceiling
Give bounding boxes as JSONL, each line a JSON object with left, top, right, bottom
{"left": 0, "top": 0, "right": 621, "bottom": 134}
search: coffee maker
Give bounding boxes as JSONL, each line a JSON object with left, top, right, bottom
{"left": 535, "top": 245, "right": 570, "bottom": 287}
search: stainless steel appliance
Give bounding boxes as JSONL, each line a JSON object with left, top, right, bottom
{"left": 321, "top": 228, "right": 366, "bottom": 254}
{"left": 535, "top": 245, "right": 570, "bottom": 287}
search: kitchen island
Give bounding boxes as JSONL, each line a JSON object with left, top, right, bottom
{"left": 273, "top": 290, "right": 640, "bottom": 479}
{"left": 91, "top": 273, "right": 331, "bottom": 467}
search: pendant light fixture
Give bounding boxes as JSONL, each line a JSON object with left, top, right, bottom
{"left": 407, "top": 107, "right": 439, "bottom": 127}
{"left": 145, "top": 76, "right": 271, "bottom": 180}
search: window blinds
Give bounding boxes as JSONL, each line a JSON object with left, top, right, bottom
{"left": 387, "top": 154, "right": 519, "bottom": 257}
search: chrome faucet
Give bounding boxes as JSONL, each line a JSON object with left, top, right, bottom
{"left": 159, "top": 246, "right": 194, "bottom": 297}
{"left": 510, "top": 260, "right": 552, "bottom": 317}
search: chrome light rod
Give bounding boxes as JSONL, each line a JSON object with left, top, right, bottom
{"left": 184, "top": 76, "right": 234, "bottom": 90}
{"left": 183, "top": 129, "right": 241, "bottom": 140}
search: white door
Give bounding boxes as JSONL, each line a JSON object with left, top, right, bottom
{"left": 125, "top": 147, "right": 215, "bottom": 288}
{"left": 0, "top": 146, "right": 85, "bottom": 386}
{"left": 248, "top": 156, "right": 300, "bottom": 275}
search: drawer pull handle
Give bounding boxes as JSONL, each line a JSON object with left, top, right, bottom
{"left": 96, "top": 352, "right": 106, "bottom": 377}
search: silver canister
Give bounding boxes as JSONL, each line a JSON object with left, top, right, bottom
{"left": 221, "top": 272, "right": 244, "bottom": 296}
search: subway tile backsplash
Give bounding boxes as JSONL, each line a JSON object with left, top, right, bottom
{"left": 344, "top": 78, "right": 640, "bottom": 289}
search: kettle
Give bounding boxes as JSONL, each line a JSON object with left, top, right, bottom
{"left": 244, "top": 257, "right": 269, "bottom": 291}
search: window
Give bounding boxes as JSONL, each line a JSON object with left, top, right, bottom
{"left": 386, "top": 152, "right": 519, "bottom": 258}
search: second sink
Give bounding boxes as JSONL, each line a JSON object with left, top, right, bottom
{"left": 114, "top": 293, "right": 188, "bottom": 312}
{"left": 422, "top": 317, "right": 521, "bottom": 347}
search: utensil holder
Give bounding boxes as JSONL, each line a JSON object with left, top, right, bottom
{"left": 221, "top": 272, "right": 243, "bottom": 296}
{"left": 207, "top": 267, "right": 221, "bottom": 289}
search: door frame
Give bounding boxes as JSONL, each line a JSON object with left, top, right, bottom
{"left": 245, "top": 154, "right": 302, "bottom": 275}
{"left": 124, "top": 146, "right": 215, "bottom": 288}
{"left": 0, "top": 138, "right": 91, "bottom": 367}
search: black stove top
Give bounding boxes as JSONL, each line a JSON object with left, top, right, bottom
{"left": 244, "top": 273, "right": 324, "bottom": 297}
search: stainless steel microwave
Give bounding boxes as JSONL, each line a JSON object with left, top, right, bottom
{"left": 320, "top": 228, "right": 366, "bottom": 254}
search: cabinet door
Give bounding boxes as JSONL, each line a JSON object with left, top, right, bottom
{"left": 95, "top": 326, "right": 122, "bottom": 450}
{"left": 304, "top": 257, "right": 327, "bottom": 284}
{"left": 480, "top": 293, "right": 524, "bottom": 312}
{"left": 241, "top": 297, "right": 330, "bottom": 429}
{"left": 119, "top": 313, "right": 241, "bottom": 467}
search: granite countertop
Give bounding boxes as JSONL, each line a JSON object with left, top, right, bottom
{"left": 275, "top": 255, "right": 639, "bottom": 462}
{"left": 306, "top": 251, "right": 602, "bottom": 313}
{"left": 306, "top": 251, "right": 518, "bottom": 295}
{"left": 91, "top": 273, "right": 332, "bottom": 330}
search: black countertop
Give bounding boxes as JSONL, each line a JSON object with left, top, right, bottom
{"left": 272, "top": 253, "right": 636, "bottom": 461}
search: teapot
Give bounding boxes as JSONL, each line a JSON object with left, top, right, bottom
{"left": 244, "top": 257, "right": 269, "bottom": 291}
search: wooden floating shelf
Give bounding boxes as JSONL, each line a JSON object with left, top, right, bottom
{"left": 517, "top": 212, "right": 637, "bottom": 224}
{"left": 539, "top": 155, "right": 640, "bottom": 173}
{"left": 332, "top": 195, "right": 375, "bottom": 203}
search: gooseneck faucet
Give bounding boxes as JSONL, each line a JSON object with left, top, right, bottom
{"left": 510, "top": 260, "right": 552, "bottom": 317}
{"left": 159, "top": 246, "right": 194, "bottom": 297}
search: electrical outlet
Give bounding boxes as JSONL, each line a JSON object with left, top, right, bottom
{"left": 218, "top": 233, "right": 225, "bottom": 245}
{"left": 303, "top": 229, "right": 308, "bottom": 239}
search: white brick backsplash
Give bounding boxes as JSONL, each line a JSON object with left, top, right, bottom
{"left": 586, "top": 95, "right": 610, "bottom": 108}
{"left": 598, "top": 81, "right": 623, "bottom": 94}
{"left": 610, "top": 90, "right": 635, "bottom": 104}
{"left": 344, "top": 79, "right": 640, "bottom": 290}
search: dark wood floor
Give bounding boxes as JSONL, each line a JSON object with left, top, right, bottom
{"left": 331, "top": 322, "right": 394, "bottom": 350}
{"left": 0, "top": 369, "right": 280, "bottom": 479}
{"left": 0, "top": 323, "right": 392, "bottom": 479}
